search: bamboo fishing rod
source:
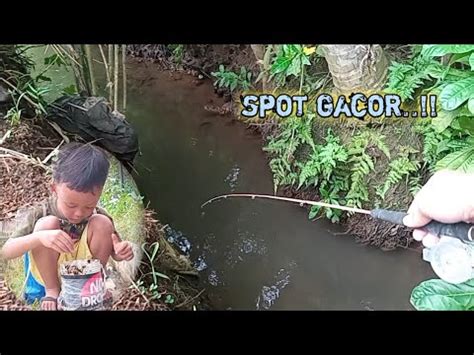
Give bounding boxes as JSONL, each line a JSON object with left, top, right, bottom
{"left": 201, "top": 193, "right": 474, "bottom": 242}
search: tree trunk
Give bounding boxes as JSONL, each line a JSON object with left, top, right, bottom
{"left": 122, "top": 44, "right": 127, "bottom": 112}
{"left": 84, "top": 45, "right": 97, "bottom": 96}
{"left": 321, "top": 45, "right": 388, "bottom": 94}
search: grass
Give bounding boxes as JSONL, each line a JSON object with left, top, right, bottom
{"left": 99, "top": 156, "right": 146, "bottom": 245}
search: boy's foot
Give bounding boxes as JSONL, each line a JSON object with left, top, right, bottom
{"left": 40, "top": 296, "right": 58, "bottom": 310}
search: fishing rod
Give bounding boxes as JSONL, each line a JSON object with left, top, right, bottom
{"left": 201, "top": 193, "right": 474, "bottom": 242}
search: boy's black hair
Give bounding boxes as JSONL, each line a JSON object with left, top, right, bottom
{"left": 53, "top": 142, "right": 110, "bottom": 193}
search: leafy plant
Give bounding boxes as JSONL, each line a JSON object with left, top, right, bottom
{"left": 386, "top": 55, "right": 443, "bottom": 101}
{"left": 169, "top": 44, "right": 184, "bottom": 64}
{"left": 270, "top": 45, "right": 316, "bottom": 91}
{"left": 408, "top": 174, "right": 423, "bottom": 197}
{"left": 393, "top": 45, "right": 474, "bottom": 173}
{"left": 411, "top": 278, "right": 474, "bottom": 310}
{"left": 435, "top": 136, "right": 474, "bottom": 172}
{"left": 423, "top": 46, "right": 474, "bottom": 114}
{"left": 134, "top": 279, "right": 162, "bottom": 301}
{"left": 296, "top": 129, "right": 349, "bottom": 223}
{"left": 165, "top": 294, "right": 175, "bottom": 304}
{"left": 309, "top": 171, "right": 349, "bottom": 223}
{"left": 345, "top": 131, "right": 390, "bottom": 209}
{"left": 140, "top": 241, "right": 170, "bottom": 287}
{"left": 264, "top": 114, "right": 316, "bottom": 192}
{"left": 376, "top": 147, "right": 420, "bottom": 200}
{"left": 211, "top": 65, "right": 253, "bottom": 92}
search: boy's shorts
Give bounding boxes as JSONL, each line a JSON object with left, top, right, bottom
{"left": 23, "top": 224, "right": 92, "bottom": 304}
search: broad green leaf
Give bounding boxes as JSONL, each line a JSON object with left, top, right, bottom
{"left": 422, "top": 45, "right": 474, "bottom": 58}
{"left": 301, "top": 55, "right": 312, "bottom": 66}
{"left": 448, "top": 52, "right": 472, "bottom": 66}
{"left": 286, "top": 57, "right": 302, "bottom": 77}
{"left": 470, "top": 53, "right": 474, "bottom": 71}
{"left": 308, "top": 205, "right": 320, "bottom": 219}
{"left": 435, "top": 145, "right": 474, "bottom": 172}
{"left": 440, "top": 76, "right": 474, "bottom": 111}
{"left": 431, "top": 108, "right": 460, "bottom": 132}
{"left": 271, "top": 56, "right": 292, "bottom": 75}
{"left": 62, "top": 84, "right": 77, "bottom": 95}
{"left": 410, "top": 278, "right": 474, "bottom": 310}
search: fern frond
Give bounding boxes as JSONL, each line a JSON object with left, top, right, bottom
{"left": 377, "top": 154, "right": 420, "bottom": 200}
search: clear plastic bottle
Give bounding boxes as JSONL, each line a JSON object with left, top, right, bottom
{"left": 423, "top": 236, "right": 474, "bottom": 284}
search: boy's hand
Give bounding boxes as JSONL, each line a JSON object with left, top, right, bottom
{"left": 111, "top": 233, "right": 134, "bottom": 261}
{"left": 37, "top": 229, "right": 74, "bottom": 254}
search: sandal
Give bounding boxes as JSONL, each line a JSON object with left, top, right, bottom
{"left": 40, "top": 296, "right": 58, "bottom": 311}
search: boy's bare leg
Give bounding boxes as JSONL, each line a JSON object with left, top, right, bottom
{"left": 30, "top": 216, "right": 61, "bottom": 310}
{"left": 87, "top": 214, "right": 114, "bottom": 266}
{"left": 87, "top": 214, "right": 114, "bottom": 304}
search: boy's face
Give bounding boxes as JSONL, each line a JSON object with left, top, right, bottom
{"left": 52, "top": 182, "right": 102, "bottom": 224}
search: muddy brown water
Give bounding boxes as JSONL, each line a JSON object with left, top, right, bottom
{"left": 23, "top": 47, "right": 436, "bottom": 310}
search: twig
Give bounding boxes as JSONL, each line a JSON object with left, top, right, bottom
{"left": 0, "top": 146, "right": 28, "bottom": 159}
{"left": 1, "top": 157, "right": 11, "bottom": 174}
{"left": 46, "top": 121, "right": 70, "bottom": 143}
{"left": 98, "top": 44, "right": 113, "bottom": 104}
{"left": 175, "top": 289, "right": 205, "bottom": 309}
{"left": 0, "top": 129, "right": 11, "bottom": 145}
{"left": 108, "top": 44, "right": 113, "bottom": 88}
{"left": 114, "top": 45, "right": 119, "bottom": 112}
{"left": 130, "top": 280, "right": 150, "bottom": 304}
{"left": 0, "top": 147, "right": 50, "bottom": 171}
{"left": 42, "top": 139, "right": 65, "bottom": 164}
{"left": 52, "top": 45, "right": 82, "bottom": 67}
{"left": 159, "top": 224, "right": 169, "bottom": 232}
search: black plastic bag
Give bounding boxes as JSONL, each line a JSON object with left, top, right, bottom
{"left": 46, "top": 95, "right": 139, "bottom": 164}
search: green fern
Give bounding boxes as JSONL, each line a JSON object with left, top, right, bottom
{"left": 318, "top": 130, "right": 348, "bottom": 180}
{"left": 344, "top": 131, "right": 389, "bottom": 209}
{"left": 296, "top": 128, "right": 347, "bottom": 189}
{"left": 408, "top": 175, "right": 423, "bottom": 197}
{"left": 415, "top": 120, "right": 466, "bottom": 171}
{"left": 387, "top": 56, "right": 442, "bottom": 101}
{"left": 297, "top": 151, "right": 320, "bottom": 189}
{"left": 377, "top": 149, "right": 421, "bottom": 200}
{"left": 345, "top": 153, "right": 373, "bottom": 209}
{"left": 264, "top": 114, "right": 316, "bottom": 191}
